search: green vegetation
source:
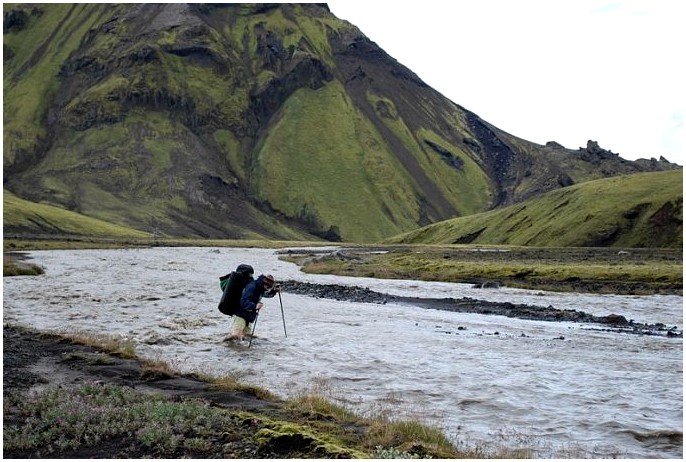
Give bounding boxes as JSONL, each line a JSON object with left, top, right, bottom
{"left": 3, "top": 326, "right": 503, "bottom": 459}
{"left": 3, "top": 255, "right": 44, "bottom": 276}
{"left": 5, "top": 384, "right": 248, "bottom": 457}
{"left": 288, "top": 245, "right": 682, "bottom": 295}
{"left": 3, "top": 190, "right": 149, "bottom": 239}
{"left": 3, "top": 4, "right": 112, "bottom": 161}
{"left": 4, "top": 381, "right": 472, "bottom": 459}
{"left": 416, "top": 127, "right": 493, "bottom": 216}
{"left": 255, "top": 82, "right": 428, "bottom": 241}
{"left": 197, "top": 373, "right": 278, "bottom": 401}
{"left": 387, "top": 171, "right": 683, "bottom": 248}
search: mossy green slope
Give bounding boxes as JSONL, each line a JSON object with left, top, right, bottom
{"left": 3, "top": 189, "right": 149, "bottom": 238}
{"left": 3, "top": 4, "right": 680, "bottom": 243}
{"left": 2, "top": 3, "right": 490, "bottom": 241}
{"left": 254, "top": 83, "right": 465, "bottom": 242}
{"left": 3, "top": 4, "right": 319, "bottom": 240}
{"left": 3, "top": 4, "right": 111, "bottom": 166}
{"left": 386, "top": 171, "right": 683, "bottom": 248}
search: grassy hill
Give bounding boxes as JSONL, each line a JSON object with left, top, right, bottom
{"left": 385, "top": 171, "right": 683, "bottom": 248}
{"left": 3, "top": 190, "right": 149, "bottom": 239}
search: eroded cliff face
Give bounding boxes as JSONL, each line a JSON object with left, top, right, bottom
{"left": 3, "top": 3, "right": 681, "bottom": 241}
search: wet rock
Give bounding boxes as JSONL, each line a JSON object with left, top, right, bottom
{"left": 281, "top": 280, "right": 682, "bottom": 337}
{"left": 600, "top": 313, "right": 629, "bottom": 325}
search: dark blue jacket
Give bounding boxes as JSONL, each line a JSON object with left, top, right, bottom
{"left": 236, "top": 274, "right": 277, "bottom": 323}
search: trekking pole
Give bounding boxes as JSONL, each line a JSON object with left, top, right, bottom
{"left": 248, "top": 312, "right": 259, "bottom": 349}
{"left": 278, "top": 291, "right": 287, "bottom": 337}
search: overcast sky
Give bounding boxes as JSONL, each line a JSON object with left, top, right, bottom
{"left": 327, "top": 0, "right": 684, "bottom": 165}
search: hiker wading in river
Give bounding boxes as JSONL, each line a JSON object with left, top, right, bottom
{"left": 227, "top": 274, "right": 280, "bottom": 341}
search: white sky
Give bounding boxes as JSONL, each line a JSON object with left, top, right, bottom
{"left": 327, "top": 0, "right": 684, "bottom": 165}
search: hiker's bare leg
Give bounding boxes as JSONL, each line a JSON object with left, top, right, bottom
{"left": 226, "top": 316, "right": 248, "bottom": 341}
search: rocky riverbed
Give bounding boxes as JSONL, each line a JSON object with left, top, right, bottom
{"left": 281, "top": 280, "right": 683, "bottom": 337}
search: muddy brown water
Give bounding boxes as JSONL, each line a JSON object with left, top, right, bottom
{"left": 2, "top": 247, "right": 682, "bottom": 458}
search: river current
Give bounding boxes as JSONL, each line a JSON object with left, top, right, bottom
{"left": 2, "top": 247, "right": 682, "bottom": 458}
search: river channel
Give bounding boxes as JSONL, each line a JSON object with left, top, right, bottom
{"left": 2, "top": 247, "right": 682, "bottom": 458}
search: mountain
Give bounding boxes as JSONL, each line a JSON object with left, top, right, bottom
{"left": 385, "top": 170, "right": 682, "bottom": 248}
{"left": 3, "top": 3, "right": 681, "bottom": 243}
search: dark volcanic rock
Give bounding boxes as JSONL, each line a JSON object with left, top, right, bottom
{"left": 282, "top": 280, "right": 682, "bottom": 337}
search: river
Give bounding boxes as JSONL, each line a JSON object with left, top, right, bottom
{"left": 2, "top": 247, "right": 682, "bottom": 458}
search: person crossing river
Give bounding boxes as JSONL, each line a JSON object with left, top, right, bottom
{"left": 227, "top": 273, "right": 281, "bottom": 342}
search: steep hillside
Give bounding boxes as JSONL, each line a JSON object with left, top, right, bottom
{"left": 3, "top": 4, "right": 680, "bottom": 242}
{"left": 385, "top": 170, "right": 682, "bottom": 248}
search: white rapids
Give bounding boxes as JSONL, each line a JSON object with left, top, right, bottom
{"left": 2, "top": 247, "right": 682, "bottom": 458}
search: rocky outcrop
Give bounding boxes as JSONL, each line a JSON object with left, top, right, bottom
{"left": 577, "top": 140, "right": 620, "bottom": 162}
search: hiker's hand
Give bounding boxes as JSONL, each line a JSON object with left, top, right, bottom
{"left": 256, "top": 302, "right": 264, "bottom": 311}
{"left": 274, "top": 284, "right": 281, "bottom": 293}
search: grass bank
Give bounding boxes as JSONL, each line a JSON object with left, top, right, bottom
{"left": 3, "top": 255, "right": 45, "bottom": 276}
{"left": 285, "top": 244, "right": 683, "bottom": 295}
{"left": 3, "top": 325, "right": 503, "bottom": 459}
